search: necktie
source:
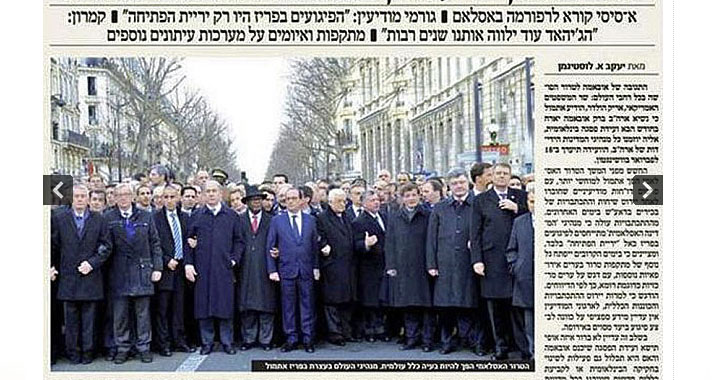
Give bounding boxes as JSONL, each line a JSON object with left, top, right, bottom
{"left": 375, "top": 214, "right": 385, "bottom": 232}
{"left": 251, "top": 214, "right": 259, "bottom": 233}
{"left": 499, "top": 193, "right": 507, "bottom": 200}
{"left": 170, "top": 212, "right": 183, "bottom": 260}
{"left": 75, "top": 215, "right": 84, "bottom": 236}
{"left": 291, "top": 214, "right": 300, "bottom": 239}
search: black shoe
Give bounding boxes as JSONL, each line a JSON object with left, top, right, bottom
{"left": 328, "top": 338, "right": 346, "bottom": 346}
{"left": 113, "top": 352, "right": 128, "bottom": 364}
{"left": 304, "top": 344, "right": 315, "bottom": 353}
{"left": 159, "top": 348, "right": 172, "bottom": 357}
{"left": 280, "top": 343, "right": 297, "bottom": 352}
{"left": 439, "top": 345, "right": 456, "bottom": 355}
{"left": 346, "top": 336, "right": 361, "bottom": 343}
{"left": 81, "top": 352, "right": 93, "bottom": 365}
{"left": 396, "top": 335, "right": 405, "bottom": 344}
{"left": 223, "top": 344, "right": 236, "bottom": 355}
{"left": 140, "top": 352, "right": 153, "bottom": 363}
{"left": 200, "top": 345, "right": 212, "bottom": 355}
{"left": 67, "top": 353, "right": 81, "bottom": 365}
{"left": 378, "top": 334, "right": 391, "bottom": 342}
{"left": 366, "top": 335, "right": 376, "bottom": 343}
{"left": 105, "top": 348, "right": 117, "bottom": 361}
{"left": 175, "top": 344, "right": 196, "bottom": 353}
{"left": 493, "top": 350, "right": 508, "bottom": 360}
{"left": 473, "top": 347, "right": 488, "bottom": 356}
{"left": 400, "top": 341, "right": 419, "bottom": 350}
{"left": 240, "top": 343, "right": 253, "bottom": 351}
{"left": 261, "top": 343, "right": 273, "bottom": 351}
{"left": 422, "top": 344, "right": 435, "bottom": 353}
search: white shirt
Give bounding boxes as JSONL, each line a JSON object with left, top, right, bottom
{"left": 207, "top": 202, "right": 222, "bottom": 216}
{"left": 351, "top": 205, "right": 363, "bottom": 216}
{"left": 119, "top": 206, "right": 133, "bottom": 219}
{"left": 166, "top": 208, "right": 180, "bottom": 224}
{"left": 287, "top": 211, "right": 302, "bottom": 235}
{"left": 249, "top": 210, "right": 262, "bottom": 228}
{"left": 366, "top": 210, "right": 385, "bottom": 231}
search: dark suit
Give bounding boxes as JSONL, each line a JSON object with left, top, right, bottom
{"left": 345, "top": 205, "right": 362, "bottom": 223}
{"left": 316, "top": 208, "right": 357, "bottom": 341}
{"left": 237, "top": 211, "right": 277, "bottom": 346}
{"left": 266, "top": 211, "right": 319, "bottom": 345}
{"left": 352, "top": 210, "right": 387, "bottom": 337}
{"left": 51, "top": 208, "right": 110, "bottom": 359}
{"left": 105, "top": 206, "right": 163, "bottom": 354}
{"left": 152, "top": 207, "right": 189, "bottom": 350}
{"left": 506, "top": 212, "right": 534, "bottom": 359}
{"left": 470, "top": 187, "right": 528, "bottom": 355}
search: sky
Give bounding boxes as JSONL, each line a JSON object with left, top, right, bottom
{"left": 181, "top": 58, "right": 290, "bottom": 182}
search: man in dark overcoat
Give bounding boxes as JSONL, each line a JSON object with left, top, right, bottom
{"left": 470, "top": 163, "right": 528, "bottom": 360}
{"left": 316, "top": 188, "right": 357, "bottom": 346}
{"left": 184, "top": 180, "right": 244, "bottom": 355}
{"left": 151, "top": 184, "right": 194, "bottom": 356}
{"left": 104, "top": 183, "right": 163, "bottom": 364}
{"left": 384, "top": 183, "right": 436, "bottom": 352}
{"left": 426, "top": 167, "right": 479, "bottom": 354}
{"left": 352, "top": 189, "right": 389, "bottom": 342}
{"left": 51, "top": 184, "right": 111, "bottom": 364}
{"left": 236, "top": 186, "right": 277, "bottom": 351}
{"left": 506, "top": 187, "right": 535, "bottom": 360}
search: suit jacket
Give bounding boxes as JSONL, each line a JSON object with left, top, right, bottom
{"left": 506, "top": 212, "right": 534, "bottom": 308}
{"left": 152, "top": 208, "right": 188, "bottom": 292}
{"left": 51, "top": 208, "right": 110, "bottom": 301}
{"left": 345, "top": 205, "right": 362, "bottom": 223}
{"left": 470, "top": 187, "right": 528, "bottom": 298}
{"left": 352, "top": 209, "right": 387, "bottom": 307}
{"left": 266, "top": 211, "right": 319, "bottom": 280}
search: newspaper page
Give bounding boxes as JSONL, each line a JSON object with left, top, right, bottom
{"left": 41, "top": 0, "right": 664, "bottom": 379}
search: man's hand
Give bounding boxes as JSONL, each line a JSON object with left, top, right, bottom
{"left": 428, "top": 269, "right": 439, "bottom": 277}
{"left": 151, "top": 271, "right": 162, "bottom": 282}
{"left": 269, "top": 272, "right": 280, "bottom": 282}
{"left": 386, "top": 269, "right": 397, "bottom": 277}
{"left": 473, "top": 262, "right": 485, "bottom": 276}
{"left": 49, "top": 266, "right": 58, "bottom": 281}
{"left": 77, "top": 261, "right": 93, "bottom": 275}
{"left": 185, "top": 265, "right": 198, "bottom": 282}
{"left": 365, "top": 232, "right": 378, "bottom": 248}
{"left": 313, "top": 269, "right": 321, "bottom": 281}
{"left": 321, "top": 244, "right": 331, "bottom": 256}
{"left": 499, "top": 199, "right": 518, "bottom": 213}
{"left": 187, "top": 237, "right": 197, "bottom": 249}
{"left": 167, "top": 259, "right": 179, "bottom": 271}
{"left": 270, "top": 248, "right": 279, "bottom": 258}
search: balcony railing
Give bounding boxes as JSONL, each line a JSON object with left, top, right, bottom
{"left": 61, "top": 129, "right": 91, "bottom": 150}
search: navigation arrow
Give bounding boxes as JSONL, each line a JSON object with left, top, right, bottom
{"left": 642, "top": 181, "right": 653, "bottom": 199}
{"left": 53, "top": 182, "right": 64, "bottom": 199}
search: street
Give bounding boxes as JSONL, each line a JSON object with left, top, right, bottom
{"left": 51, "top": 340, "right": 519, "bottom": 372}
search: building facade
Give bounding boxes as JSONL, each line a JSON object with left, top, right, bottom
{"left": 51, "top": 58, "right": 195, "bottom": 182}
{"left": 339, "top": 57, "right": 535, "bottom": 183}
{"left": 50, "top": 58, "right": 89, "bottom": 177}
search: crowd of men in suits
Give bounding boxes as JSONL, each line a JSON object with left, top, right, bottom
{"left": 50, "top": 162, "right": 535, "bottom": 366}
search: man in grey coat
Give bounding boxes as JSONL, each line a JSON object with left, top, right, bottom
{"left": 426, "top": 167, "right": 479, "bottom": 355}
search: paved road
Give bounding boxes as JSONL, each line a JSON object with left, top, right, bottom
{"left": 51, "top": 341, "right": 521, "bottom": 372}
